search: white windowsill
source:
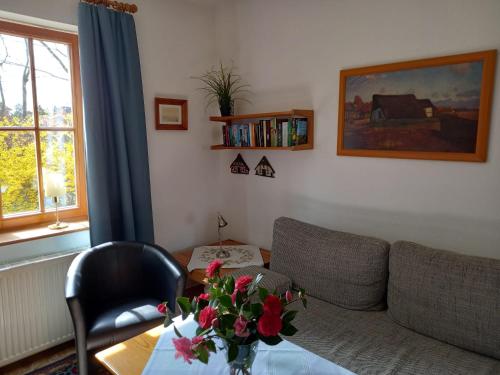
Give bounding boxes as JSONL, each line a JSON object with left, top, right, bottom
{"left": 0, "top": 219, "right": 89, "bottom": 247}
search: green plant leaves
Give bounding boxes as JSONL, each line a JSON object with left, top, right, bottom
{"left": 280, "top": 323, "right": 298, "bottom": 336}
{"left": 196, "top": 346, "right": 209, "bottom": 364}
{"left": 258, "top": 287, "right": 269, "bottom": 301}
{"left": 227, "top": 343, "right": 239, "bottom": 362}
{"left": 205, "top": 340, "right": 216, "bottom": 353}
{"left": 176, "top": 296, "right": 191, "bottom": 319}
{"left": 224, "top": 276, "right": 235, "bottom": 294}
{"left": 251, "top": 303, "right": 263, "bottom": 317}
{"left": 163, "top": 314, "right": 172, "bottom": 328}
{"left": 282, "top": 310, "right": 298, "bottom": 324}
{"left": 259, "top": 334, "right": 283, "bottom": 346}
{"left": 247, "top": 273, "right": 263, "bottom": 295}
{"left": 218, "top": 295, "right": 233, "bottom": 308}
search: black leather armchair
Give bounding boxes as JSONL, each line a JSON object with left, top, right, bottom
{"left": 65, "top": 241, "right": 186, "bottom": 375}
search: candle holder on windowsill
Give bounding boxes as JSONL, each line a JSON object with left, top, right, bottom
{"left": 45, "top": 172, "right": 68, "bottom": 230}
{"left": 48, "top": 196, "right": 68, "bottom": 230}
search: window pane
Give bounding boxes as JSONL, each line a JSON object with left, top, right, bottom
{"left": 0, "top": 131, "right": 40, "bottom": 216}
{"left": 0, "top": 34, "right": 34, "bottom": 128}
{"left": 41, "top": 131, "right": 77, "bottom": 209}
{"left": 33, "top": 40, "right": 73, "bottom": 128}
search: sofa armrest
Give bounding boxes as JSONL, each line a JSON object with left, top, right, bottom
{"left": 231, "top": 266, "right": 292, "bottom": 295}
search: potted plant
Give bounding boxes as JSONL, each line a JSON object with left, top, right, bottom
{"left": 193, "top": 63, "right": 250, "bottom": 116}
{"left": 157, "top": 259, "right": 307, "bottom": 375}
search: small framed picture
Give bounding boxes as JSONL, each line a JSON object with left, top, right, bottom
{"left": 155, "top": 97, "right": 188, "bottom": 130}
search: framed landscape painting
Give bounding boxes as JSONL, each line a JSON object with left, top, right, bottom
{"left": 337, "top": 50, "right": 496, "bottom": 161}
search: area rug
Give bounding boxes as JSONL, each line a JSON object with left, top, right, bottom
{"left": 24, "top": 354, "right": 109, "bottom": 375}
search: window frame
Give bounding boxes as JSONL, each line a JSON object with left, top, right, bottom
{"left": 0, "top": 20, "right": 87, "bottom": 231}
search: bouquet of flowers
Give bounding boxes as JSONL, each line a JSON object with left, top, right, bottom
{"left": 157, "top": 259, "right": 306, "bottom": 373}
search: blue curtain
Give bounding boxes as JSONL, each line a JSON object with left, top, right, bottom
{"left": 78, "top": 3, "right": 154, "bottom": 246}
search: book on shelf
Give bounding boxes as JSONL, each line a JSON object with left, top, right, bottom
{"left": 220, "top": 117, "right": 308, "bottom": 148}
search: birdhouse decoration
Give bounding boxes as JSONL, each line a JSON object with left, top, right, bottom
{"left": 255, "top": 156, "right": 275, "bottom": 178}
{"left": 230, "top": 153, "right": 250, "bottom": 174}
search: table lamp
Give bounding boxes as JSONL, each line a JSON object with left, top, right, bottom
{"left": 216, "top": 212, "right": 230, "bottom": 258}
{"left": 44, "top": 172, "right": 68, "bottom": 230}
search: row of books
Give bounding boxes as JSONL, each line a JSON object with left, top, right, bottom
{"left": 222, "top": 118, "right": 308, "bottom": 148}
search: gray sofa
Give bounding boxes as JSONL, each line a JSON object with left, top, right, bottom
{"left": 232, "top": 217, "right": 500, "bottom": 375}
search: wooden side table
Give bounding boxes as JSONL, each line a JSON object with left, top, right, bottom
{"left": 172, "top": 239, "right": 271, "bottom": 297}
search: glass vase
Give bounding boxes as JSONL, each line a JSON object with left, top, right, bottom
{"left": 225, "top": 341, "right": 259, "bottom": 375}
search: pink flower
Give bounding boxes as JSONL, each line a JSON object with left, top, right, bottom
{"left": 234, "top": 316, "right": 250, "bottom": 337}
{"left": 285, "top": 290, "right": 293, "bottom": 303}
{"left": 206, "top": 259, "right": 224, "bottom": 278}
{"left": 191, "top": 336, "right": 203, "bottom": 345}
{"left": 172, "top": 337, "right": 196, "bottom": 364}
{"left": 157, "top": 303, "right": 167, "bottom": 315}
{"left": 197, "top": 293, "right": 210, "bottom": 301}
{"left": 235, "top": 275, "right": 253, "bottom": 293}
{"left": 199, "top": 306, "right": 217, "bottom": 329}
{"left": 231, "top": 291, "right": 237, "bottom": 305}
{"left": 263, "top": 295, "right": 283, "bottom": 316}
{"left": 257, "top": 313, "right": 282, "bottom": 337}
{"left": 211, "top": 318, "right": 219, "bottom": 328}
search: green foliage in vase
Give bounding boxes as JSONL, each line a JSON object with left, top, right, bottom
{"left": 192, "top": 63, "right": 251, "bottom": 116}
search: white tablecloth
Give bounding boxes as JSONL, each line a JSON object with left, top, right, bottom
{"left": 142, "top": 315, "right": 355, "bottom": 375}
{"left": 187, "top": 245, "right": 263, "bottom": 272}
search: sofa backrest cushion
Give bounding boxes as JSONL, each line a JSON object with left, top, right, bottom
{"left": 270, "top": 217, "right": 390, "bottom": 311}
{"left": 388, "top": 241, "right": 500, "bottom": 360}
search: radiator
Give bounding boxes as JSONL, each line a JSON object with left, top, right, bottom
{"left": 0, "top": 252, "right": 80, "bottom": 367}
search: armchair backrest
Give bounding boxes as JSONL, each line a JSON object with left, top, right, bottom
{"left": 66, "top": 241, "right": 185, "bottom": 318}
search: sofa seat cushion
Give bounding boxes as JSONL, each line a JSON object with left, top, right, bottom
{"left": 388, "top": 241, "right": 500, "bottom": 360}
{"left": 230, "top": 265, "right": 292, "bottom": 295}
{"left": 271, "top": 217, "right": 390, "bottom": 310}
{"left": 287, "top": 296, "right": 500, "bottom": 375}
{"left": 87, "top": 298, "right": 163, "bottom": 350}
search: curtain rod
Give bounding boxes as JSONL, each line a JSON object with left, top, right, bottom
{"left": 82, "top": 0, "right": 138, "bottom": 14}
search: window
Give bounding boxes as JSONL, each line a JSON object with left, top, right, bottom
{"left": 0, "top": 21, "right": 87, "bottom": 231}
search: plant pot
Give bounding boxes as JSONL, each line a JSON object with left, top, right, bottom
{"left": 219, "top": 99, "right": 234, "bottom": 117}
{"left": 225, "top": 341, "right": 259, "bottom": 375}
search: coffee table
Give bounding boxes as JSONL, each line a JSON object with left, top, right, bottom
{"left": 95, "top": 239, "right": 271, "bottom": 374}
{"left": 98, "top": 316, "right": 354, "bottom": 375}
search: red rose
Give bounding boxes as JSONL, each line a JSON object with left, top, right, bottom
{"left": 157, "top": 303, "right": 167, "bottom": 315}
{"left": 263, "top": 295, "right": 282, "bottom": 316}
{"left": 285, "top": 290, "right": 293, "bottom": 303}
{"left": 198, "top": 306, "right": 217, "bottom": 329}
{"left": 235, "top": 275, "right": 253, "bottom": 293}
{"left": 206, "top": 259, "right": 224, "bottom": 278}
{"left": 197, "top": 293, "right": 210, "bottom": 301}
{"left": 257, "top": 313, "right": 282, "bottom": 337}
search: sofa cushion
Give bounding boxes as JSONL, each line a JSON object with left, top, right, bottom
{"left": 230, "top": 265, "right": 292, "bottom": 296}
{"left": 388, "top": 241, "right": 500, "bottom": 360}
{"left": 270, "top": 217, "right": 390, "bottom": 310}
{"left": 288, "top": 295, "right": 500, "bottom": 375}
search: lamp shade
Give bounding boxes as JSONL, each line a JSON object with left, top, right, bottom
{"left": 44, "top": 172, "right": 66, "bottom": 197}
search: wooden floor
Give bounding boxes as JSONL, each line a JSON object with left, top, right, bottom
{"left": 0, "top": 340, "right": 111, "bottom": 375}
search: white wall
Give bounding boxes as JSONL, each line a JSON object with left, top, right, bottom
{"left": 2, "top": 0, "right": 499, "bottom": 260}
{"left": 0, "top": 0, "right": 222, "bottom": 256}
{"left": 215, "top": 0, "right": 500, "bottom": 259}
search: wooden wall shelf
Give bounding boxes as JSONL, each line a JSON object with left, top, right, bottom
{"left": 210, "top": 109, "right": 314, "bottom": 151}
